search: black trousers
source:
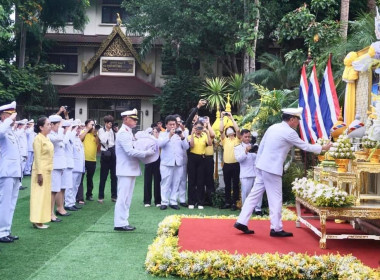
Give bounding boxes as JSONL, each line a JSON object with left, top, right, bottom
{"left": 222, "top": 162, "right": 240, "bottom": 204}
{"left": 84, "top": 160, "right": 96, "bottom": 199}
{"left": 204, "top": 155, "right": 215, "bottom": 203}
{"left": 98, "top": 149, "right": 117, "bottom": 199}
{"left": 143, "top": 158, "right": 161, "bottom": 205}
{"left": 187, "top": 153, "right": 205, "bottom": 206}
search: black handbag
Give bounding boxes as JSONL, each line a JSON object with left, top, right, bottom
{"left": 102, "top": 149, "right": 112, "bottom": 158}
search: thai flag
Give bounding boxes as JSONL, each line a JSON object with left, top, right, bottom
{"left": 298, "top": 65, "right": 317, "bottom": 143}
{"left": 307, "top": 64, "right": 328, "bottom": 138}
{"left": 319, "top": 56, "right": 340, "bottom": 134}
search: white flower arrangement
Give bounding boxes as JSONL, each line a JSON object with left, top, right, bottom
{"left": 362, "top": 135, "right": 378, "bottom": 149}
{"left": 145, "top": 215, "right": 379, "bottom": 279}
{"left": 316, "top": 138, "right": 329, "bottom": 154}
{"left": 292, "top": 177, "right": 355, "bottom": 207}
{"left": 329, "top": 134, "right": 355, "bottom": 159}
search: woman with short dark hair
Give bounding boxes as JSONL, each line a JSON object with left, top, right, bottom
{"left": 30, "top": 117, "right": 54, "bottom": 229}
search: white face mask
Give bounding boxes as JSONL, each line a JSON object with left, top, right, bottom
{"left": 226, "top": 128, "right": 234, "bottom": 136}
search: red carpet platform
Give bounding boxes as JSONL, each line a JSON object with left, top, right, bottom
{"left": 178, "top": 218, "right": 380, "bottom": 269}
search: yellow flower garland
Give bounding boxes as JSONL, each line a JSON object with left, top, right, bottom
{"left": 145, "top": 212, "right": 380, "bottom": 279}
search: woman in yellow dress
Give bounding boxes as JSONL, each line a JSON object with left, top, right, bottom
{"left": 30, "top": 117, "right": 54, "bottom": 229}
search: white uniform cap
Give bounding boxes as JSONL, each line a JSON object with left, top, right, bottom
{"left": 121, "top": 108, "right": 138, "bottom": 119}
{"left": 27, "top": 119, "right": 35, "bottom": 124}
{"left": 281, "top": 107, "right": 303, "bottom": 117}
{"left": 0, "top": 101, "right": 16, "bottom": 113}
{"left": 16, "top": 119, "right": 28, "bottom": 125}
{"left": 62, "top": 119, "right": 72, "bottom": 127}
{"left": 72, "top": 119, "right": 81, "bottom": 126}
{"left": 48, "top": 115, "right": 62, "bottom": 123}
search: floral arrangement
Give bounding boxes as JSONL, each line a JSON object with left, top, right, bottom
{"left": 362, "top": 135, "right": 378, "bottom": 149}
{"left": 292, "top": 177, "right": 355, "bottom": 207}
{"left": 329, "top": 134, "right": 355, "bottom": 159}
{"left": 145, "top": 214, "right": 379, "bottom": 279}
{"left": 316, "top": 138, "right": 330, "bottom": 154}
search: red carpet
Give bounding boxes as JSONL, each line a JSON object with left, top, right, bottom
{"left": 178, "top": 218, "right": 380, "bottom": 269}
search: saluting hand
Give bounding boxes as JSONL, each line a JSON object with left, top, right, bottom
{"left": 9, "top": 113, "right": 17, "bottom": 122}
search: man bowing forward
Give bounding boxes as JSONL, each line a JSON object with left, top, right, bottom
{"left": 114, "top": 109, "right": 155, "bottom": 232}
{"left": 235, "top": 108, "right": 332, "bottom": 237}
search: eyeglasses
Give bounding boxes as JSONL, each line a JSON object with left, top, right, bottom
{"left": 196, "top": 127, "right": 203, "bottom": 130}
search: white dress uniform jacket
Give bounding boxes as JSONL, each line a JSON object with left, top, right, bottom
{"left": 234, "top": 143, "right": 257, "bottom": 179}
{"left": 158, "top": 131, "right": 189, "bottom": 166}
{"left": 48, "top": 128, "right": 67, "bottom": 170}
{"left": 73, "top": 136, "right": 85, "bottom": 173}
{"left": 256, "top": 121, "right": 322, "bottom": 176}
{"left": 0, "top": 118, "right": 22, "bottom": 178}
{"left": 15, "top": 128, "right": 28, "bottom": 158}
{"left": 115, "top": 124, "right": 149, "bottom": 176}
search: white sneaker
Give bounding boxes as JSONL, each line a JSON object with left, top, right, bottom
{"left": 144, "top": 204, "right": 151, "bottom": 207}
{"left": 198, "top": 205, "right": 204, "bottom": 210}
{"left": 188, "top": 205, "right": 194, "bottom": 209}
{"left": 156, "top": 204, "right": 161, "bottom": 207}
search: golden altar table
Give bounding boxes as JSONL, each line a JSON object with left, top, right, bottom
{"left": 295, "top": 197, "right": 380, "bottom": 249}
{"left": 327, "top": 171, "right": 359, "bottom": 205}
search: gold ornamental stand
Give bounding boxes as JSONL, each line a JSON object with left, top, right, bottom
{"left": 296, "top": 197, "right": 380, "bottom": 249}
{"left": 327, "top": 171, "right": 359, "bottom": 205}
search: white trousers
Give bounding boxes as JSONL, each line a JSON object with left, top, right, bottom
{"left": 160, "top": 165, "right": 181, "bottom": 206}
{"left": 114, "top": 176, "right": 136, "bottom": 227}
{"left": 24, "top": 151, "right": 34, "bottom": 175}
{"left": 65, "top": 171, "right": 82, "bottom": 207}
{"left": 178, "top": 164, "right": 187, "bottom": 203}
{"left": 19, "top": 158, "right": 27, "bottom": 187}
{"left": 240, "top": 177, "right": 262, "bottom": 211}
{"left": 0, "top": 177, "right": 20, "bottom": 238}
{"left": 237, "top": 169, "right": 283, "bottom": 231}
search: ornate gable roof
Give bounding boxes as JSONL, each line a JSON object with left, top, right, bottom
{"left": 82, "top": 25, "right": 152, "bottom": 75}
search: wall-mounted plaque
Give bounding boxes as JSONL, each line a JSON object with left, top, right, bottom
{"left": 100, "top": 57, "right": 135, "bottom": 76}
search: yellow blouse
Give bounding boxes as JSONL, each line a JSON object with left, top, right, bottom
{"left": 33, "top": 133, "right": 54, "bottom": 174}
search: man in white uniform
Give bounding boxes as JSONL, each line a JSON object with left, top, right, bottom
{"left": 14, "top": 119, "right": 28, "bottom": 190}
{"left": 114, "top": 109, "right": 155, "bottom": 231}
{"left": 0, "top": 101, "right": 21, "bottom": 243}
{"left": 234, "top": 129, "right": 262, "bottom": 213}
{"left": 158, "top": 115, "right": 189, "bottom": 210}
{"left": 24, "top": 119, "right": 36, "bottom": 176}
{"left": 235, "top": 108, "right": 332, "bottom": 237}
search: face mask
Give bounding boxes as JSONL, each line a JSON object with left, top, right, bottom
{"left": 226, "top": 128, "right": 234, "bottom": 136}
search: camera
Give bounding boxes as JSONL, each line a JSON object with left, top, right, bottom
{"left": 63, "top": 105, "right": 71, "bottom": 113}
{"left": 248, "top": 137, "right": 257, "bottom": 153}
{"left": 95, "top": 124, "right": 101, "bottom": 131}
{"left": 175, "top": 129, "right": 182, "bottom": 135}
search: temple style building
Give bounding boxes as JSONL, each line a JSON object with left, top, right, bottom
{"left": 45, "top": 0, "right": 165, "bottom": 129}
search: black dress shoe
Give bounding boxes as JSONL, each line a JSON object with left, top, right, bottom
{"left": 0, "top": 236, "right": 14, "bottom": 243}
{"left": 179, "top": 202, "right": 188, "bottom": 207}
{"left": 51, "top": 218, "right": 62, "bottom": 222}
{"left": 253, "top": 210, "right": 263, "bottom": 216}
{"left": 231, "top": 204, "right": 237, "bottom": 211}
{"left": 19, "top": 186, "right": 27, "bottom": 190}
{"left": 86, "top": 196, "right": 94, "bottom": 201}
{"left": 114, "top": 225, "right": 136, "bottom": 231}
{"left": 55, "top": 211, "right": 71, "bottom": 216}
{"left": 160, "top": 205, "right": 168, "bottom": 210}
{"left": 270, "top": 229, "right": 293, "bottom": 237}
{"left": 73, "top": 205, "right": 82, "bottom": 210}
{"left": 8, "top": 235, "right": 19, "bottom": 241}
{"left": 220, "top": 203, "right": 231, "bottom": 209}
{"left": 64, "top": 206, "right": 78, "bottom": 211}
{"left": 169, "top": 205, "right": 180, "bottom": 210}
{"left": 234, "top": 222, "right": 254, "bottom": 234}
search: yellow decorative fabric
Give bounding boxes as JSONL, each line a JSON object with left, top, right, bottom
{"left": 342, "top": 52, "right": 359, "bottom": 125}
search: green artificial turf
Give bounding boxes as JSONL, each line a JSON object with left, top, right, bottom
{"left": 0, "top": 163, "right": 234, "bottom": 280}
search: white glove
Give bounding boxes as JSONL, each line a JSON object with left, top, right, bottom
{"left": 145, "top": 148, "right": 156, "bottom": 157}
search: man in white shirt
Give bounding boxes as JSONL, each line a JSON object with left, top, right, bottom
{"left": 98, "top": 115, "right": 117, "bottom": 203}
{"left": 114, "top": 109, "right": 155, "bottom": 231}
{"left": 235, "top": 108, "right": 332, "bottom": 237}
{"left": 24, "top": 119, "right": 36, "bottom": 176}
{"left": 14, "top": 119, "right": 28, "bottom": 190}
{"left": 158, "top": 115, "right": 189, "bottom": 210}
